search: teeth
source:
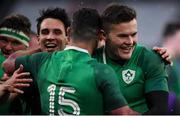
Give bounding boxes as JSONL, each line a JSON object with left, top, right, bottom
{"left": 45, "top": 43, "right": 57, "bottom": 48}
{"left": 121, "top": 47, "right": 132, "bottom": 50}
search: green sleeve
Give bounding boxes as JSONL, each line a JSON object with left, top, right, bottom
{"left": 141, "top": 48, "right": 169, "bottom": 93}
{"left": 167, "top": 61, "right": 180, "bottom": 97}
{"left": 0, "top": 52, "right": 5, "bottom": 78}
{"left": 14, "top": 52, "right": 49, "bottom": 114}
{"left": 94, "top": 63, "right": 127, "bottom": 112}
{"left": 15, "top": 52, "right": 50, "bottom": 78}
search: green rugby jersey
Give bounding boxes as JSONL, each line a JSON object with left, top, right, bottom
{"left": 0, "top": 51, "right": 5, "bottom": 78}
{"left": 0, "top": 51, "right": 9, "bottom": 114}
{"left": 0, "top": 51, "right": 38, "bottom": 115}
{"left": 93, "top": 44, "right": 169, "bottom": 113}
{"left": 15, "top": 46, "right": 127, "bottom": 115}
{"left": 167, "top": 60, "right": 180, "bottom": 97}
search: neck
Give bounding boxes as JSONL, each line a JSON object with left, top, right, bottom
{"left": 69, "top": 40, "right": 94, "bottom": 55}
{"left": 105, "top": 44, "right": 119, "bottom": 61}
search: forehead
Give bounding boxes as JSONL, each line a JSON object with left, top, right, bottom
{"left": 40, "top": 18, "right": 65, "bottom": 31}
{"left": 110, "top": 19, "right": 137, "bottom": 34}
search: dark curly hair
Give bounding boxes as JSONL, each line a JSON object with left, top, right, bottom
{"left": 36, "top": 7, "right": 70, "bottom": 35}
{"left": 0, "top": 14, "right": 31, "bottom": 35}
{"left": 72, "top": 8, "right": 102, "bottom": 41}
{"left": 102, "top": 4, "right": 136, "bottom": 33}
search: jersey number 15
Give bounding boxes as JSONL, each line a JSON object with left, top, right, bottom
{"left": 47, "top": 84, "right": 80, "bottom": 115}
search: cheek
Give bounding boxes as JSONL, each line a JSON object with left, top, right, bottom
{"left": 38, "top": 38, "right": 45, "bottom": 45}
{"left": 111, "top": 39, "right": 123, "bottom": 47}
{"left": 57, "top": 36, "right": 66, "bottom": 44}
{"left": 108, "top": 38, "right": 118, "bottom": 45}
{"left": 133, "top": 38, "right": 137, "bottom": 44}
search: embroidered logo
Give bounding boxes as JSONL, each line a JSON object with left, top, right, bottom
{"left": 122, "top": 69, "right": 135, "bottom": 84}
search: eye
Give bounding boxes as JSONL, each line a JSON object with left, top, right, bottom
{"left": 41, "top": 29, "right": 49, "bottom": 35}
{"left": 12, "top": 41, "right": 22, "bottom": 46}
{"left": 118, "top": 34, "right": 129, "bottom": 38}
{"left": 131, "top": 32, "right": 137, "bottom": 37}
{"left": 53, "top": 29, "right": 62, "bottom": 35}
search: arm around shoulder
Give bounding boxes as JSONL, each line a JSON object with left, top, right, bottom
{"left": 3, "top": 48, "right": 43, "bottom": 75}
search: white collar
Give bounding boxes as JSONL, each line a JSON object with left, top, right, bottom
{"left": 102, "top": 46, "right": 107, "bottom": 64}
{"left": 64, "top": 45, "right": 89, "bottom": 54}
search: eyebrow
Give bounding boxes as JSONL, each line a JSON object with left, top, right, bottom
{"left": 117, "top": 32, "right": 137, "bottom": 37}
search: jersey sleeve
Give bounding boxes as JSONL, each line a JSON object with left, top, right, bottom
{"left": 0, "top": 54, "right": 5, "bottom": 78}
{"left": 14, "top": 52, "right": 49, "bottom": 114}
{"left": 94, "top": 63, "right": 127, "bottom": 112}
{"left": 15, "top": 52, "right": 50, "bottom": 78}
{"left": 141, "top": 48, "right": 169, "bottom": 93}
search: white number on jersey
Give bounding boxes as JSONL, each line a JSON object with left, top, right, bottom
{"left": 47, "top": 85, "right": 80, "bottom": 115}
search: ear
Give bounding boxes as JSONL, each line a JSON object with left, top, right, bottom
{"left": 98, "top": 29, "right": 106, "bottom": 42}
{"left": 37, "top": 35, "right": 41, "bottom": 45}
{"left": 66, "top": 27, "right": 71, "bottom": 43}
{"left": 97, "top": 29, "right": 106, "bottom": 48}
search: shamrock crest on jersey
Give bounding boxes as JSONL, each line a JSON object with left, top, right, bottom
{"left": 122, "top": 69, "right": 135, "bottom": 84}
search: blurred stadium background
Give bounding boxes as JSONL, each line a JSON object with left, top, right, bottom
{"left": 0, "top": 0, "right": 180, "bottom": 47}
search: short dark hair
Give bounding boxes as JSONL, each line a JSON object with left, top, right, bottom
{"left": 36, "top": 7, "right": 70, "bottom": 35}
{"left": 163, "top": 22, "right": 180, "bottom": 39}
{"left": 0, "top": 14, "right": 31, "bottom": 34}
{"left": 72, "top": 8, "right": 102, "bottom": 41}
{"left": 102, "top": 4, "right": 136, "bottom": 33}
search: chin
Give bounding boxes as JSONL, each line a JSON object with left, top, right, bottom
{"left": 44, "top": 47, "right": 55, "bottom": 52}
{"left": 47, "top": 49, "right": 56, "bottom": 52}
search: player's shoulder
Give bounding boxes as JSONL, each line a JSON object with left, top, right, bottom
{"left": 17, "top": 51, "right": 52, "bottom": 66}
{"left": 137, "top": 44, "right": 163, "bottom": 63}
{"left": 30, "top": 51, "right": 52, "bottom": 61}
{"left": 93, "top": 62, "right": 115, "bottom": 74}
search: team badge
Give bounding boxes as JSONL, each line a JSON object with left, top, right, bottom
{"left": 122, "top": 69, "right": 135, "bottom": 84}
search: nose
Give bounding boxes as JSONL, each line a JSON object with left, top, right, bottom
{"left": 125, "top": 36, "right": 133, "bottom": 45}
{"left": 47, "top": 32, "right": 55, "bottom": 40}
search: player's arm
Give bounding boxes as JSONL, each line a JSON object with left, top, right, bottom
{"left": 144, "top": 91, "right": 168, "bottom": 115}
{"left": 2, "top": 47, "right": 41, "bottom": 74}
{"left": 95, "top": 64, "right": 140, "bottom": 115}
{"left": 153, "top": 46, "right": 172, "bottom": 65}
{"left": 143, "top": 48, "right": 169, "bottom": 114}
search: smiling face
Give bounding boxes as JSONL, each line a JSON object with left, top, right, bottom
{"left": 38, "top": 18, "right": 67, "bottom": 52}
{"left": 0, "top": 36, "right": 26, "bottom": 58}
{"left": 106, "top": 18, "right": 138, "bottom": 60}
